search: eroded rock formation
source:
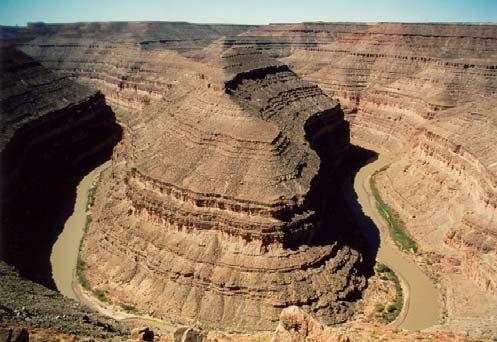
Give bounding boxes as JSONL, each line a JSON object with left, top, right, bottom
{"left": 73, "top": 46, "right": 366, "bottom": 332}
{"left": 0, "top": 45, "right": 121, "bottom": 287}
{"left": 224, "top": 22, "right": 497, "bottom": 335}
{"left": 3, "top": 21, "right": 497, "bottom": 338}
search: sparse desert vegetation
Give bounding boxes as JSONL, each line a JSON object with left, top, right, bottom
{"left": 370, "top": 166, "right": 418, "bottom": 253}
{"left": 374, "top": 263, "right": 403, "bottom": 323}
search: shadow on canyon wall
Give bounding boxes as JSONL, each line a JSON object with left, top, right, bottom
{"left": 305, "top": 116, "right": 380, "bottom": 285}
{"left": 0, "top": 100, "right": 122, "bottom": 290}
{"left": 342, "top": 147, "right": 381, "bottom": 272}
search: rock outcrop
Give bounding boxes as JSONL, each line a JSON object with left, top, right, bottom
{"left": 270, "top": 306, "right": 468, "bottom": 342}
{"left": 219, "top": 22, "right": 497, "bottom": 335}
{"left": 0, "top": 260, "right": 128, "bottom": 339}
{"left": 0, "top": 45, "right": 122, "bottom": 287}
{"left": 76, "top": 47, "right": 366, "bottom": 332}
{"left": 4, "top": 21, "right": 497, "bottom": 338}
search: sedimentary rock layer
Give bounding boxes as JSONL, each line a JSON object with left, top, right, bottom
{"left": 24, "top": 21, "right": 253, "bottom": 50}
{"left": 13, "top": 21, "right": 497, "bottom": 335}
{"left": 225, "top": 22, "right": 497, "bottom": 334}
{"left": 74, "top": 47, "right": 365, "bottom": 332}
{"left": 0, "top": 45, "right": 121, "bottom": 286}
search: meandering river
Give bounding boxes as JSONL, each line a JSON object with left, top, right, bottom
{"left": 50, "top": 162, "right": 109, "bottom": 300}
{"left": 51, "top": 152, "right": 439, "bottom": 330}
{"left": 350, "top": 152, "right": 440, "bottom": 330}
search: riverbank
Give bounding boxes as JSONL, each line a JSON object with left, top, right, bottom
{"left": 50, "top": 147, "right": 440, "bottom": 334}
{"left": 370, "top": 166, "right": 418, "bottom": 253}
{"left": 351, "top": 151, "right": 440, "bottom": 330}
{"left": 52, "top": 161, "right": 176, "bottom": 335}
{"left": 72, "top": 272, "right": 176, "bottom": 336}
{"left": 50, "top": 162, "right": 110, "bottom": 300}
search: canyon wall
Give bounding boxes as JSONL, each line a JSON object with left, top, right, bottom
{"left": 0, "top": 45, "right": 121, "bottom": 287}
{"left": 224, "top": 23, "right": 497, "bottom": 334}
{"left": 9, "top": 21, "right": 497, "bottom": 336}
{"left": 17, "top": 26, "right": 371, "bottom": 331}
{"left": 24, "top": 21, "right": 253, "bottom": 50}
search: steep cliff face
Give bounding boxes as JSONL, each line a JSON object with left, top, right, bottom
{"left": 75, "top": 47, "right": 366, "bottom": 332}
{"left": 18, "top": 21, "right": 255, "bottom": 114}
{"left": 20, "top": 43, "right": 198, "bottom": 111}
{"left": 12, "top": 21, "right": 497, "bottom": 335}
{"left": 223, "top": 22, "right": 497, "bottom": 334}
{"left": 0, "top": 46, "right": 122, "bottom": 287}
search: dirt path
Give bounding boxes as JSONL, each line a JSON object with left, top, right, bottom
{"left": 351, "top": 152, "right": 440, "bottom": 330}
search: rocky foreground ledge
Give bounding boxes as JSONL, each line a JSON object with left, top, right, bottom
{"left": 0, "top": 260, "right": 128, "bottom": 340}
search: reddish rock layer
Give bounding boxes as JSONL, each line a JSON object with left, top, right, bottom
{"left": 15, "top": 21, "right": 497, "bottom": 336}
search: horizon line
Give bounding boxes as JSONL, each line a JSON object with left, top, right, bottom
{"left": 3, "top": 20, "right": 497, "bottom": 28}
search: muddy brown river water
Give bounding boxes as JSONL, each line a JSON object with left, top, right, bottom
{"left": 50, "top": 163, "right": 108, "bottom": 300}
{"left": 351, "top": 152, "right": 440, "bottom": 330}
{"left": 51, "top": 153, "right": 439, "bottom": 330}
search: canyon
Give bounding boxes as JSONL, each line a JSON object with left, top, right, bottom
{"left": 1, "top": 21, "right": 496, "bottom": 340}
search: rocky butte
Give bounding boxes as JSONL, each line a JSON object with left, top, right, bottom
{"left": 228, "top": 23, "right": 497, "bottom": 335}
{"left": 0, "top": 21, "right": 496, "bottom": 340}
{"left": 78, "top": 46, "right": 368, "bottom": 331}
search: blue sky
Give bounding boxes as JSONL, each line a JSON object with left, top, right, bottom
{"left": 1, "top": 0, "right": 496, "bottom": 26}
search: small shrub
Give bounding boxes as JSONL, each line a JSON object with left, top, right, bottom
{"left": 76, "top": 256, "right": 91, "bottom": 290}
{"left": 94, "top": 289, "right": 107, "bottom": 302}
{"left": 120, "top": 303, "right": 136, "bottom": 312}
{"left": 376, "top": 263, "right": 390, "bottom": 274}
{"left": 387, "top": 304, "right": 398, "bottom": 313}
{"left": 374, "top": 262, "right": 403, "bottom": 323}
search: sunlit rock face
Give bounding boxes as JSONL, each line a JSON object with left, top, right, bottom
{"left": 225, "top": 22, "right": 497, "bottom": 334}
{"left": 72, "top": 47, "right": 364, "bottom": 331}
{"left": 15, "top": 21, "right": 497, "bottom": 335}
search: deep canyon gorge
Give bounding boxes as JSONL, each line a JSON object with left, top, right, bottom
{"left": 1, "top": 21, "right": 496, "bottom": 341}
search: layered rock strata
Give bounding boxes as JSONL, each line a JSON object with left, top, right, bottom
{"left": 24, "top": 21, "right": 253, "bottom": 51}
{"left": 224, "top": 22, "right": 497, "bottom": 334}
{"left": 76, "top": 48, "right": 365, "bottom": 332}
{"left": 0, "top": 45, "right": 121, "bottom": 287}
